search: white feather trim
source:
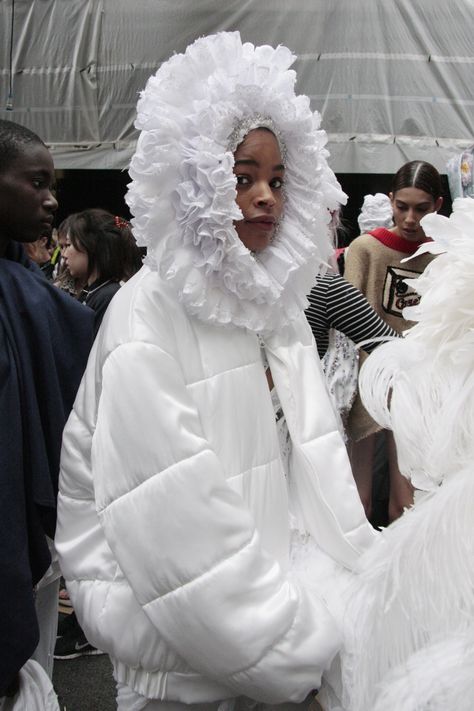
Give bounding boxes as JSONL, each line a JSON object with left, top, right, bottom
{"left": 340, "top": 467, "right": 474, "bottom": 711}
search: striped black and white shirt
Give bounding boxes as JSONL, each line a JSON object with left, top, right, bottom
{"left": 305, "top": 272, "right": 398, "bottom": 359}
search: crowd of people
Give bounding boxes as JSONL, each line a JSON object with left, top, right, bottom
{"left": 1, "top": 29, "right": 472, "bottom": 711}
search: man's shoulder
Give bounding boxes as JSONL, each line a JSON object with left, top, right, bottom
{"left": 0, "top": 256, "right": 94, "bottom": 340}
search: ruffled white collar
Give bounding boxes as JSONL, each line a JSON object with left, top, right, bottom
{"left": 127, "top": 32, "right": 346, "bottom": 333}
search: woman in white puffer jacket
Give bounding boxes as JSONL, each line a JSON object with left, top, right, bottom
{"left": 55, "top": 32, "right": 376, "bottom": 711}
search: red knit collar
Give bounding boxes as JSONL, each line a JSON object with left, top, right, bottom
{"left": 369, "top": 227, "right": 432, "bottom": 255}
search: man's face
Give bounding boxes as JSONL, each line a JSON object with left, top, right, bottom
{"left": 0, "top": 143, "right": 58, "bottom": 253}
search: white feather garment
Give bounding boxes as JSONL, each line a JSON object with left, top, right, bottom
{"left": 339, "top": 199, "right": 474, "bottom": 711}
{"left": 359, "top": 197, "right": 474, "bottom": 490}
{"left": 341, "top": 467, "right": 474, "bottom": 711}
{"left": 371, "top": 633, "right": 474, "bottom": 711}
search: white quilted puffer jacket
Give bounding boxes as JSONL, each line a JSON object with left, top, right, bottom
{"left": 55, "top": 266, "right": 375, "bottom": 705}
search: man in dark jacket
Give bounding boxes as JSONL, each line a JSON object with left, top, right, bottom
{"left": 0, "top": 119, "right": 94, "bottom": 700}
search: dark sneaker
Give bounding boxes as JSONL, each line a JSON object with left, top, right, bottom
{"left": 54, "top": 613, "right": 104, "bottom": 660}
{"left": 56, "top": 610, "right": 79, "bottom": 638}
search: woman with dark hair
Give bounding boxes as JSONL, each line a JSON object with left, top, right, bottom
{"left": 344, "top": 160, "right": 444, "bottom": 523}
{"left": 64, "top": 208, "right": 143, "bottom": 334}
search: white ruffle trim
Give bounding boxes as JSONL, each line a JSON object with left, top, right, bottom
{"left": 126, "top": 31, "right": 346, "bottom": 332}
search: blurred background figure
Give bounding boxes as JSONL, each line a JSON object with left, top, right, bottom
{"left": 63, "top": 208, "right": 143, "bottom": 336}
{"left": 446, "top": 145, "right": 474, "bottom": 200}
{"left": 53, "top": 216, "right": 79, "bottom": 297}
{"left": 24, "top": 232, "right": 59, "bottom": 281}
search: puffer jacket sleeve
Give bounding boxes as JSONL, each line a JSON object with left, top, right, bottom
{"left": 93, "top": 340, "right": 340, "bottom": 703}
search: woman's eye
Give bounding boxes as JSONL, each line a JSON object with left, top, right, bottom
{"left": 235, "top": 174, "right": 250, "bottom": 186}
{"left": 271, "top": 177, "right": 284, "bottom": 189}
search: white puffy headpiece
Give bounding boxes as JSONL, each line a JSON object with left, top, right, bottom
{"left": 358, "top": 193, "right": 393, "bottom": 234}
{"left": 127, "top": 31, "right": 346, "bottom": 332}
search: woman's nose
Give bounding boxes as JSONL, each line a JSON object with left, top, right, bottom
{"left": 254, "top": 182, "right": 275, "bottom": 207}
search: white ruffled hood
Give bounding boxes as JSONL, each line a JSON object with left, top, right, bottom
{"left": 126, "top": 31, "right": 346, "bottom": 332}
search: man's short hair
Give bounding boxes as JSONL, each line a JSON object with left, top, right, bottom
{"left": 0, "top": 119, "right": 45, "bottom": 173}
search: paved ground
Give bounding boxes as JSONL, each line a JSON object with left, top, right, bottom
{"left": 53, "top": 654, "right": 116, "bottom": 711}
{"left": 53, "top": 661, "right": 321, "bottom": 711}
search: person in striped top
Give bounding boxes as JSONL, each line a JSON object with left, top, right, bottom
{"left": 306, "top": 271, "right": 398, "bottom": 360}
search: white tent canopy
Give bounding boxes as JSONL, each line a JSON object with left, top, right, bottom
{"left": 1, "top": 0, "right": 473, "bottom": 173}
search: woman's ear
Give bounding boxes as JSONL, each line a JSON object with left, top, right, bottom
{"left": 388, "top": 191, "right": 394, "bottom": 207}
{"left": 434, "top": 196, "right": 443, "bottom": 212}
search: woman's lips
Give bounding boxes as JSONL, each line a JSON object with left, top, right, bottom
{"left": 245, "top": 217, "right": 275, "bottom": 231}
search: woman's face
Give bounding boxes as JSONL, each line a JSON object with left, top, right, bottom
{"left": 233, "top": 128, "right": 285, "bottom": 252}
{"left": 64, "top": 234, "right": 89, "bottom": 280}
{"left": 390, "top": 187, "right": 442, "bottom": 242}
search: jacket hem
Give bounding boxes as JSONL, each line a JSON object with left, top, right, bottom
{"left": 112, "top": 660, "right": 236, "bottom": 704}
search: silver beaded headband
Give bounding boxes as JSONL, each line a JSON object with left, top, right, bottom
{"left": 227, "top": 114, "right": 287, "bottom": 162}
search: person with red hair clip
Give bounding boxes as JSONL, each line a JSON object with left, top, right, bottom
{"left": 63, "top": 208, "right": 143, "bottom": 336}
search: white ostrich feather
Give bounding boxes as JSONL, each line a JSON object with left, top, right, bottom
{"left": 371, "top": 633, "right": 474, "bottom": 711}
{"left": 360, "top": 197, "right": 474, "bottom": 490}
{"left": 320, "top": 200, "right": 474, "bottom": 711}
{"left": 340, "top": 460, "right": 474, "bottom": 711}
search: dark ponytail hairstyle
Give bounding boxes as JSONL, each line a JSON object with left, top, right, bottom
{"left": 391, "top": 161, "right": 443, "bottom": 201}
